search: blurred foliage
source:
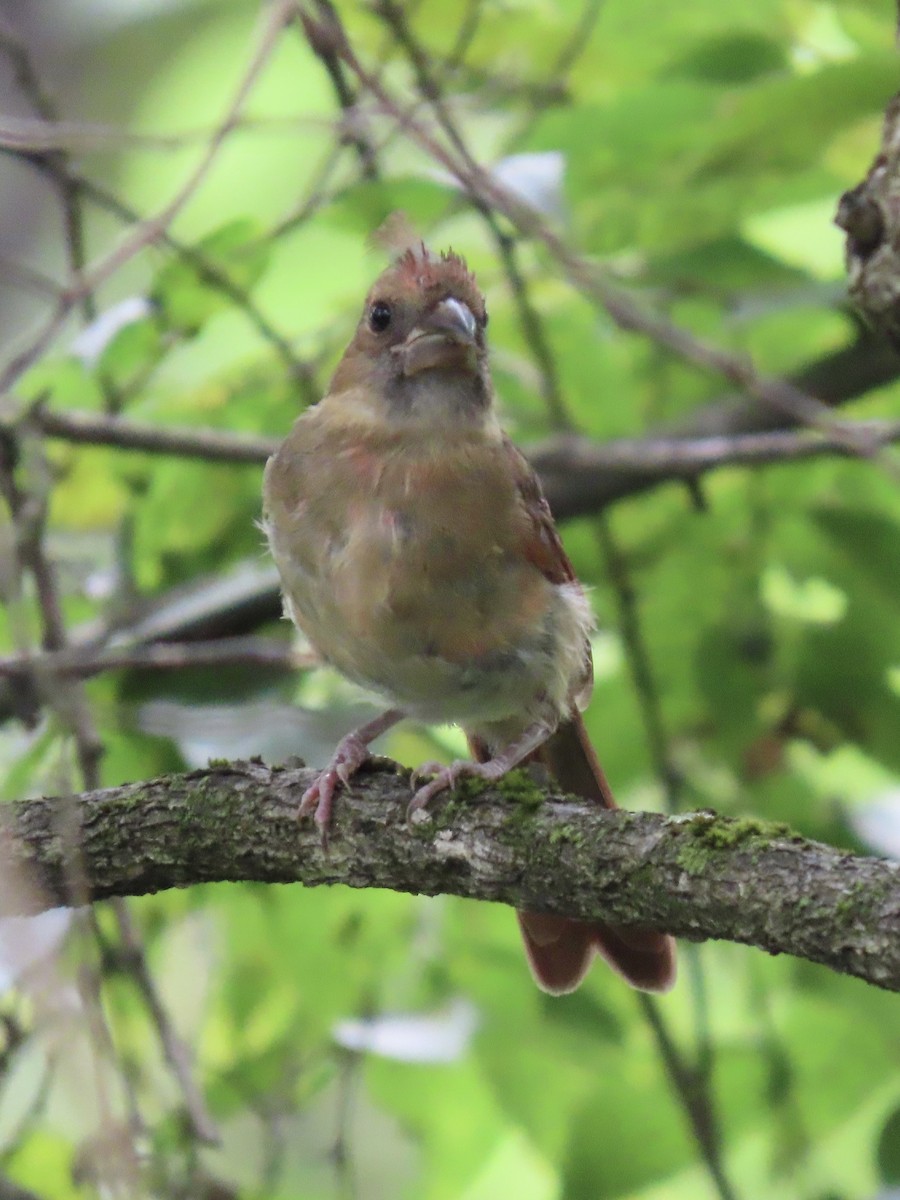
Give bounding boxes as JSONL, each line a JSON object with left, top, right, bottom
{"left": 1, "top": 0, "right": 900, "bottom": 1198}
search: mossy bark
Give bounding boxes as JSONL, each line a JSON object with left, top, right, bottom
{"left": 4, "top": 758, "right": 900, "bottom": 992}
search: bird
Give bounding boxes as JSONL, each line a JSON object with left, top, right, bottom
{"left": 262, "top": 240, "right": 676, "bottom": 994}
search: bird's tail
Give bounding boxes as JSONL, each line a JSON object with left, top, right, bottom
{"left": 475, "top": 714, "right": 676, "bottom": 994}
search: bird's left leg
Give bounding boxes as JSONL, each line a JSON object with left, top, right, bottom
{"left": 300, "top": 708, "right": 405, "bottom": 837}
{"left": 408, "top": 716, "right": 556, "bottom": 815}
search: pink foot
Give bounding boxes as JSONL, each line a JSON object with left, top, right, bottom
{"left": 299, "top": 732, "right": 371, "bottom": 845}
{"left": 298, "top": 708, "right": 405, "bottom": 847}
{"left": 408, "top": 757, "right": 507, "bottom": 816}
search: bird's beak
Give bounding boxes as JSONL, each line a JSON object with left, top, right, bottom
{"left": 398, "top": 298, "right": 478, "bottom": 376}
{"left": 421, "top": 297, "right": 477, "bottom": 342}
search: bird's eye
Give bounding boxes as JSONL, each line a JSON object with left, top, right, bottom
{"left": 369, "top": 301, "right": 392, "bottom": 333}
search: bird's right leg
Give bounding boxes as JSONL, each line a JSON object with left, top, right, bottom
{"left": 299, "top": 708, "right": 405, "bottom": 839}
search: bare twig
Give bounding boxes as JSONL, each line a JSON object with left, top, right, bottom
{"left": 0, "top": 0, "right": 294, "bottom": 399}
{"left": 73, "top": 176, "right": 318, "bottom": 397}
{"left": 0, "top": 112, "right": 327, "bottom": 155}
{"left": 1, "top": 405, "right": 220, "bottom": 1150}
{"left": 0, "top": 15, "right": 94, "bottom": 322}
{"left": 532, "top": 419, "right": 900, "bottom": 517}
{"left": 371, "top": 0, "right": 575, "bottom": 429}
{"left": 595, "top": 515, "right": 732, "bottom": 1195}
{"left": 18, "top": 405, "right": 279, "bottom": 463}
{"left": 0, "top": 256, "right": 63, "bottom": 298}
{"left": 0, "top": 637, "right": 314, "bottom": 681}
{"left": 16, "top": 403, "right": 900, "bottom": 526}
{"left": 443, "top": 0, "right": 484, "bottom": 74}
{"left": 638, "top": 994, "right": 737, "bottom": 1200}
{"left": 0, "top": 416, "right": 141, "bottom": 1188}
{"left": 111, "top": 902, "right": 219, "bottom": 1145}
{"left": 313, "top": 2, "right": 887, "bottom": 462}
{"left": 16, "top": 280, "right": 887, "bottom": 493}
{"left": 304, "top": 0, "right": 379, "bottom": 178}
{"left": 0, "top": 425, "right": 104, "bottom": 786}
{"left": 594, "top": 517, "right": 682, "bottom": 811}
{"left": 2, "top": 153, "right": 318, "bottom": 397}
{"left": 551, "top": 0, "right": 605, "bottom": 79}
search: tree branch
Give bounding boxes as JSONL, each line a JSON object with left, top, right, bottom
{"left": 20, "top": 402, "right": 900, "bottom": 521}
{"left": 8, "top": 759, "right": 900, "bottom": 993}
{"left": 836, "top": 90, "right": 900, "bottom": 349}
{"left": 314, "top": 2, "right": 884, "bottom": 464}
{"left": 532, "top": 417, "right": 900, "bottom": 519}
{"left": 0, "top": 635, "right": 310, "bottom": 681}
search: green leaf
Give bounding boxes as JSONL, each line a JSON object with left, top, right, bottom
{"left": 693, "top": 55, "right": 900, "bottom": 177}
{"left": 152, "top": 218, "right": 271, "bottom": 334}
{"left": 669, "top": 32, "right": 789, "bottom": 83}
{"left": 811, "top": 505, "right": 900, "bottom": 611}
{"left": 877, "top": 1105, "right": 900, "bottom": 1185}
{"left": 96, "top": 314, "right": 164, "bottom": 388}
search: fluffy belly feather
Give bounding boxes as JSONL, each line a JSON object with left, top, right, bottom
{"left": 263, "top": 509, "right": 592, "bottom": 729}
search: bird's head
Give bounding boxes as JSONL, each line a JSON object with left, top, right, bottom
{"left": 328, "top": 243, "right": 492, "bottom": 425}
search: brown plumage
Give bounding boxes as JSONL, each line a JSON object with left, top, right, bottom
{"left": 262, "top": 243, "right": 675, "bottom": 995}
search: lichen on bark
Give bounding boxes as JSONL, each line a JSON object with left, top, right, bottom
{"left": 2, "top": 758, "right": 899, "bottom": 993}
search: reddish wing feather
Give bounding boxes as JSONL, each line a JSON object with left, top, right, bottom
{"left": 501, "top": 435, "right": 576, "bottom": 586}
{"left": 492, "top": 439, "right": 677, "bottom": 994}
{"left": 501, "top": 435, "right": 593, "bottom": 701}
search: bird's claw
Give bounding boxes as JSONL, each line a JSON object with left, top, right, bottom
{"left": 407, "top": 758, "right": 504, "bottom": 818}
{"left": 408, "top": 760, "right": 445, "bottom": 792}
{"left": 298, "top": 733, "right": 371, "bottom": 849}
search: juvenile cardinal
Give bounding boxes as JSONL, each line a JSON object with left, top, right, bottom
{"left": 262, "top": 243, "right": 676, "bottom": 994}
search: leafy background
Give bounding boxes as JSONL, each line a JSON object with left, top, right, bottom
{"left": 1, "top": 1, "right": 900, "bottom": 1197}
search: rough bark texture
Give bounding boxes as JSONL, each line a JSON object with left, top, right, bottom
{"left": 836, "top": 92, "right": 900, "bottom": 347}
{"left": 4, "top": 758, "right": 899, "bottom": 992}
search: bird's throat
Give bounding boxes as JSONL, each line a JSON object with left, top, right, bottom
{"left": 385, "top": 364, "right": 491, "bottom": 429}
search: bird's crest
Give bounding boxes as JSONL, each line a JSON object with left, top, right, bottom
{"left": 371, "top": 212, "right": 479, "bottom": 297}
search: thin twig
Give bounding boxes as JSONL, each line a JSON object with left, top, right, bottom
{"left": 551, "top": 0, "right": 605, "bottom": 79}
{"left": 0, "top": 0, "right": 294, "bottom": 400}
{"left": 10, "top": 402, "right": 900, "bottom": 612}
{"left": 0, "top": 418, "right": 141, "bottom": 1188}
{"left": 73, "top": 175, "right": 317, "bottom": 397}
{"left": 0, "top": 637, "right": 314, "bottom": 681}
{"left": 316, "top": 3, "right": 889, "bottom": 464}
{"left": 372, "top": 0, "right": 575, "bottom": 430}
{"left": 330, "top": 1051, "right": 361, "bottom": 1200}
{"left": 307, "top": 0, "right": 379, "bottom": 178}
{"left": 595, "top": 515, "right": 730, "bottom": 1195}
{"left": 0, "top": 112, "right": 327, "bottom": 154}
{"left": 18, "top": 405, "right": 278, "bottom": 463}
{"left": 638, "top": 995, "right": 738, "bottom": 1200}
{"left": 1, "top": 412, "right": 220, "bottom": 1150}
{"left": 0, "top": 255, "right": 63, "bottom": 298}
{"left": 0, "top": 15, "right": 94, "bottom": 323}
{"left": 112, "top": 902, "right": 219, "bottom": 1145}
{"left": 594, "top": 517, "right": 682, "bottom": 811}
{"left": 532, "top": 418, "right": 900, "bottom": 517}
{"left": 443, "top": 0, "right": 484, "bottom": 73}
{"left": 20, "top": 402, "right": 900, "bottom": 487}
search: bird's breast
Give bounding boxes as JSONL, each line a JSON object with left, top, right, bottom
{"left": 263, "top": 424, "right": 589, "bottom": 725}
